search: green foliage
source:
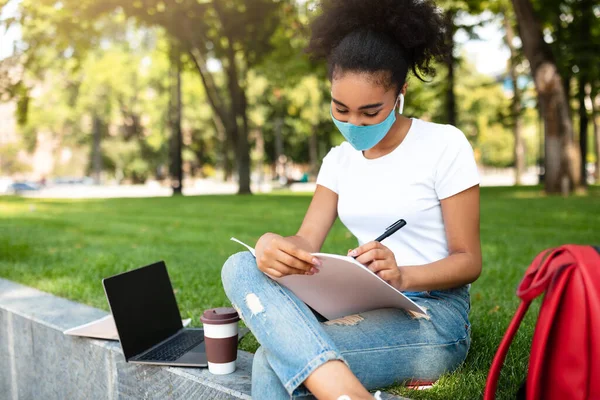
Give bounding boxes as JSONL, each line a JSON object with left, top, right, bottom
{"left": 9, "top": 13, "right": 226, "bottom": 182}
{"left": 253, "top": 0, "right": 322, "bottom": 88}
{"left": 4, "top": 0, "right": 592, "bottom": 181}
{"left": 479, "top": 124, "right": 515, "bottom": 167}
{"left": 181, "top": 68, "right": 218, "bottom": 169}
{"left": 531, "top": 0, "right": 600, "bottom": 96}
{"left": 0, "top": 143, "right": 30, "bottom": 174}
{"left": 403, "top": 70, "right": 446, "bottom": 122}
{"left": 454, "top": 55, "right": 511, "bottom": 150}
{"left": 14, "top": 23, "right": 171, "bottom": 182}
{"left": 102, "top": 139, "right": 150, "bottom": 183}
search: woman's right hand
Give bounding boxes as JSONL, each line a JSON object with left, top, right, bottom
{"left": 255, "top": 233, "right": 322, "bottom": 278}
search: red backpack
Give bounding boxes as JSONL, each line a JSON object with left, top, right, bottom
{"left": 484, "top": 245, "right": 600, "bottom": 400}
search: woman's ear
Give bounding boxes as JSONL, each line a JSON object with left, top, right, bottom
{"left": 401, "top": 83, "right": 408, "bottom": 96}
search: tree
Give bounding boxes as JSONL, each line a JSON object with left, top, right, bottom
{"left": 437, "top": 0, "right": 490, "bottom": 126}
{"left": 6, "top": 0, "right": 288, "bottom": 194}
{"left": 252, "top": 0, "right": 332, "bottom": 178}
{"left": 573, "top": 0, "right": 595, "bottom": 186}
{"left": 594, "top": 90, "right": 600, "bottom": 183}
{"left": 168, "top": 42, "right": 183, "bottom": 195}
{"left": 444, "top": 8, "right": 459, "bottom": 127}
{"left": 454, "top": 52, "right": 516, "bottom": 165}
{"left": 511, "top": 0, "right": 580, "bottom": 194}
{"left": 519, "top": 0, "right": 600, "bottom": 189}
{"left": 501, "top": 5, "right": 526, "bottom": 184}
{"left": 93, "top": 0, "right": 287, "bottom": 194}
{"left": 4, "top": 7, "right": 180, "bottom": 184}
{"left": 537, "top": 0, "right": 600, "bottom": 187}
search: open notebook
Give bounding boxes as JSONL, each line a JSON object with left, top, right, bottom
{"left": 230, "top": 237, "right": 426, "bottom": 320}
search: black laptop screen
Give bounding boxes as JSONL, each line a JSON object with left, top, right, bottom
{"left": 103, "top": 261, "right": 183, "bottom": 360}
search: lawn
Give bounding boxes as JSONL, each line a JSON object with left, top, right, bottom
{"left": 1, "top": 186, "right": 598, "bottom": 399}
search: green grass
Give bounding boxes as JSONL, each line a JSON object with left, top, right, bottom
{"left": 1, "top": 186, "right": 599, "bottom": 399}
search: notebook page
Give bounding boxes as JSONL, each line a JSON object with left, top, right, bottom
{"left": 229, "top": 237, "right": 426, "bottom": 319}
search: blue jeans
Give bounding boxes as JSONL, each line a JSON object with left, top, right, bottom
{"left": 221, "top": 251, "right": 471, "bottom": 399}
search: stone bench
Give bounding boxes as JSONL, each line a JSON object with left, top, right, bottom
{"left": 0, "top": 278, "right": 407, "bottom": 399}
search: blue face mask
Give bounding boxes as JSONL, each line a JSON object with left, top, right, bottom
{"left": 331, "top": 94, "right": 404, "bottom": 151}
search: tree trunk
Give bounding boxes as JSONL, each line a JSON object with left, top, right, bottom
{"left": 236, "top": 87, "right": 252, "bottom": 194}
{"left": 274, "top": 116, "right": 284, "bottom": 179}
{"left": 577, "top": 0, "right": 592, "bottom": 187}
{"left": 92, "top": 114, "right": 102, "bottom": 185}
{"left": 187, "top": 41, "right": 246, "bottom": 191}
{"left": 221, "top": 40, "right": 251, "bottom": 193}
{"left": 503, "top": 11, "right": 525, "bottom": 185}
{"left": 212, "top": 0, "right": 252, "bottom": 195}
{"left": 169, "top": 45, "right": 183, "bottom": 195}
{"left": 309, "top": 127, "right": 319, "bottom": 179}
{"left": 563, "top": 73, "right": 572, "bottom": 123}
{"left": 253, "top": 128, "right": 265, "bottom": 190}
{"left": 210, "top": 114, "right": 227, "bottom": 182}
{"left": 445, "top": 10, "right": 457, "bottom": 127}
{"left": 592, "top": 92, "right": 600, "bottom": 183}
{"left": 511, "top": 0, "right": 581, "bottom": 195}
{"left": 224, "top": 151, "right": 235, "bottom": 182}
{"left": 578, "top": 76, "right": 589, "bottom": 187}
{"left": 537, "top": 100, "right": 544, "bottom": 181}
{"left": 595, "top": 114, "right": 600, "bottom": 184}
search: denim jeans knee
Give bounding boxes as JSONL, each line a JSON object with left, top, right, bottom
{"left": 221, "top": 250, "right": 258, "bottom": 297}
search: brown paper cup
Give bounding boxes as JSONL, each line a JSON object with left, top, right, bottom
{"left": 200, "top": 307, "right": 240, "bottom": 374}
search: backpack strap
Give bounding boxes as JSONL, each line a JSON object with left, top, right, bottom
{"left": 484, "top": 301, "right": 530, "bottom": 400}
{"left": 516, "top": 247, "right": 569, "bottom": 301}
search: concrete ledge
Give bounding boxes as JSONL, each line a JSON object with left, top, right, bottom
{"left": 0, "top": 278, "right": 407, "bottom": 399}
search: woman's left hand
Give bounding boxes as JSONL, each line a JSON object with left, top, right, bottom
{"left": 348, "top": 242, "right": 403, "bottom": 290}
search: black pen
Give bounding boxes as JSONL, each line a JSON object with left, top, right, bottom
{"left": 351, "top": 218, "right": 407, "bottom": 259}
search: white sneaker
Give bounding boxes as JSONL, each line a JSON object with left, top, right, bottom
{"left": 335, "top": 390, "right": 383, "bottom": 400}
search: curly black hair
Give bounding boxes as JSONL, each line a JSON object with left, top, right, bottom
{"left": 306, "top": 0, "right": 448, "bottom": 94}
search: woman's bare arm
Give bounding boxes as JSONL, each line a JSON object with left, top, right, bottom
{"left": 398, "top": 185, "right": 482, "bottom": 291}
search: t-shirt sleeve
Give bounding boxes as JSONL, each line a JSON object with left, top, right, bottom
{"left": 316, "top": 146, "right": 341, "bottom": 194}
{"left": 434, "top": 127, "right": 480, "bottom": 200}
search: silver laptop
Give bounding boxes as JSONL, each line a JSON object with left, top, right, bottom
{"left": 102, "top": 261, "right": 207, "bottom": 367}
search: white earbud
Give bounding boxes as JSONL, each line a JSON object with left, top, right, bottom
{"left": 398, "top": 93, "right": 405, "bottom": 115}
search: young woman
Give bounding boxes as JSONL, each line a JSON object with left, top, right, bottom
{"left": 221, "top": 0, "right": 481, "bottom": 399}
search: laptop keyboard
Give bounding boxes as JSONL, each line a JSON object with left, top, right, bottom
{"left": 137, "top": 330, "right": 204, "bottom": 362}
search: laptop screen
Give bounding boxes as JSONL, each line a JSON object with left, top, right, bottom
{"left": 103, "top": 261, "right": 183, "bottom": 360}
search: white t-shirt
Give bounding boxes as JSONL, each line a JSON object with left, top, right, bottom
{"left": 316, "top": 118, "right": 480, "bottom": 268}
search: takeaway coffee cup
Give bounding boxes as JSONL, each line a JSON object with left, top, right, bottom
{"left": 200, "top": 307, "right": 240, "bottom": 375}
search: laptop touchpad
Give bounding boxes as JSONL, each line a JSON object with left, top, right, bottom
{"left": 177, "top": 342, "right": 208, "bottom": 365}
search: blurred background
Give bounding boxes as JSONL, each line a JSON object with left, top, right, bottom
{"left": 0, "top": 0, "right": 598, "bottom": 197}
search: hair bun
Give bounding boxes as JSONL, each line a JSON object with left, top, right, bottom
{"left": 307, "top": 0, "right": 448, "bottom": 80}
